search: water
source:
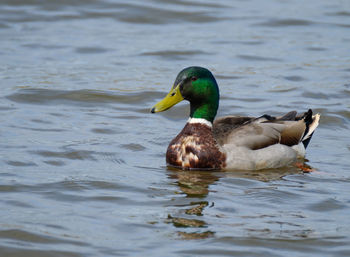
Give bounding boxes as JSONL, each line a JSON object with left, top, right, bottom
{"left": 1, "top": 0, "right": 350, "bottom": 256}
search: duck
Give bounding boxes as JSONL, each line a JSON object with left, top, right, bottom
{"left": 151, "top": 66, "right": 320, "bottom": 171}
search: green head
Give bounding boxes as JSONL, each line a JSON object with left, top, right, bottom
{"left": 151, "top": 66, "right": 220, "bottom": 123}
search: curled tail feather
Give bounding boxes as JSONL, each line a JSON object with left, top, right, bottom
{"left": 300, "top": 109, "right": 320, "bottom": 149}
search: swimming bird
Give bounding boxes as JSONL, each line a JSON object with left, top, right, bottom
{"left": 151, "top": 66, "right": 320, "bottom": 171}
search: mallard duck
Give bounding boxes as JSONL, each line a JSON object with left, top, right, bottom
{"left": 151, "top": 66, "right": 320, "bottom": 171}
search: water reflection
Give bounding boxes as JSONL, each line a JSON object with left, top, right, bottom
{"left": 167, "top": 169, "right": 219, "bottom": 239}
{"left": 223, "top": 165, "right": 309, "bottom": 182}
{"left": 168, "top": 169, "right": 219, "bottom": 198}
{"left": 166, "top": 164, "right": 311, "bottom": 240}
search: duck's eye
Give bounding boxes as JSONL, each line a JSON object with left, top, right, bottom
{"left": 191, "top": 76, "right": 198, "bottom": 82}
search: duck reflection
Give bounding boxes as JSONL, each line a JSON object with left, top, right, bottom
{"left": 168, "top": 168, "right": 220, "bottom": 198}
{"left": 166, "top": 168, "right": 219, "bottom": 239}
{"left": 223, "top": 164, "right": 312, "bottom": 182}
{"left": 166, "top": 163, "right": 313, "bottom": 240}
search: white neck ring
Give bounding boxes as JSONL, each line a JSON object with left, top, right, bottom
{"left": 187, "top": 117, "right": 213, "bottom": 128}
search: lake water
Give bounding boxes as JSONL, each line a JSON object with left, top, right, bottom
{"left": 1, "top": 0, "right": 350, "bottom": 256}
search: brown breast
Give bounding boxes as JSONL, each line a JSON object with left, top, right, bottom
{"left": 166, "top": 123, "right": 226, "bottom": 170}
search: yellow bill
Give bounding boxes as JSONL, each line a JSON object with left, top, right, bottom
{"left": 151, "top": 84, "right": 184, "bottom": 113}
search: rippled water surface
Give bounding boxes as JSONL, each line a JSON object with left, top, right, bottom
{"left": 1, "top": 0, "right": 350, "bottom": 256}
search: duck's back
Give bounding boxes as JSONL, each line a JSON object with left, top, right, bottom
{"left": 211, "top": 110, "right": 320, "bottom": 170}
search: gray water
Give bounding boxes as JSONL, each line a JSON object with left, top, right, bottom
{"left": 1, "top": 0, "right": 350, "bottom": 256}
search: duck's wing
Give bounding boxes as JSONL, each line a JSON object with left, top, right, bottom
{"left": 272, "top": 109, "right": 320, "bottom": 149}
{"left": 213, "top": 116, "right": 254, "bottom": 145}
{"left": 213, "top": 111, "right": 296, "bottom": 146}
{"left": 214, "top": 110, "right": 320, "bottom": 150}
